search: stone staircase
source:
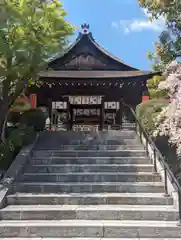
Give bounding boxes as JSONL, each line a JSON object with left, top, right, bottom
{"left": 0, "top": 128, "right": 181, "bottom": 239}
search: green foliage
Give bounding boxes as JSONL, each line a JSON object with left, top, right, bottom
{"left": 147, "top": 75, "right": 163, "bottom": 89}
{"left": 20, "top": 108, "right": 46, "bottom": 131}
{"left": 136, "top": 99, "right": 168, "bottom": 135}
{"left": 138, "top": 0, "right": 181, "bottom": 70}
{"left": 148, "top": 89, "right": 168, "bottom": 99}
{"left": 7, "top": 126, "right": 35, "bottom": 151}
{"left": 38, "top": 106, "right": 49, "bottom": 119}
{"left": 7, "top": 112, "right": 21, "bottom": 125}
{"left": 0, "top": 0, "right": 73, "bottom": 138}
{"left": 147, "top": 35, "right": 181, "bottom": 71}
{"left": 0, "top": 126, "right": 36, "bottom": 170}
{"left": 147, "top": 75, "right": 168, "bottom": 99}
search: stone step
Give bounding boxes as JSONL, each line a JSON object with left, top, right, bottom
{"left": 35, "top": 138, "right": 142, "bottom": 148}
{"left": 7, "top": 193, "right": 173, "bottom": 206}
{"left": 32, "top": 156, "right": 150, "bottom": 165}
{"left": 13, "top": 182, "right": 164, "bottom": 193}
{"left": 35, "top": 135, "right": 141, "bottom": 148}
{"left": 25, "top": 164, "right": 154, "bottom": 173}
{"left": 32, "top": 150, "right": 147, "bottom": 158}
{"left": 0, "top": 220, "right": 180, "bottom": 238}
{"left": 1, "top": 238, "right": 181, "bottom": 240}
{"left": 45, "top": 145, "right": 145, "bottom": 150}
{"left": 36, "top": 129, "right": 138, "bottom": 140}
{"left": 122, "top": 123, "right": 136, "bottom": 128}
{"left": 21, "top": 172, "right": 161, "bottom": 183}
{"left": 0, "top": 205, "right": 178, "bottom": 221}
{"left": 103, "top": 138, "right": 141, "bottom": 144}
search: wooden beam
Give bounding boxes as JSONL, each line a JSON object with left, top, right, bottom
{"left": 100, "top": 97, "right": 105, "bottom": 131}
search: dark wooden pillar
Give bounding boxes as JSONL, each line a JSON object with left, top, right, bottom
{"left": 48, "top": 98, "right": 52, "bottom": 130}
{"left": 100, "top": 97, "right": 105, "bottom": 131}
{"left": 65, "top": 98, "right": 71, "bottom": 131}
{"left": 61, "top": 96, "right": 69, "bottom": 131}
{"left": 119, "top": 99, "right": 123, "bottom": 129}
{"left": 70, "top": 106, "right": 73, "bottom": 131}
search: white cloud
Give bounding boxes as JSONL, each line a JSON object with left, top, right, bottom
{"left": 112, "top": 8, "right": 165, "bottom": 34}
{"left": 111, "top": 22, "right": 119, "bottom": 29}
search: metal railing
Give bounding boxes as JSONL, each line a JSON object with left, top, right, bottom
{"left": 123, "top": 102, "right": 181, "bottom": 225}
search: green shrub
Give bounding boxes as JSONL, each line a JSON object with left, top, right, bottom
{"left": 20, "top": 109, "right": 46, "bottom": 132}
{"left": 0, "top": 126, "right": 36, "bottom": 170}
{"left": 8, "top": 126, "right": 36, "bottom": 149}
{"left": 136, "top": 99, "right": 168, "bottom": 135}
{"left": 147, "top": 75, "right": 168, "bottom": 99}
{"left": 7, "top": 112, "right": 21, "bottom": 125}
{"left": 38, "top": 106, "right": 49, "bottom": 119}
{"left": 5, "top": 126, "right": 17, "bottom": 138}
{"left": 149, "top": 89, "right": 168, "bottom": 99}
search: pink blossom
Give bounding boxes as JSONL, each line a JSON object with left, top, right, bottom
{"left": 153, "top": 61, "right": 181, "bottom": 155}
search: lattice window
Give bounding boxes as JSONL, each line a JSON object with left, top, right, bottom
{"left": 104, "top": 102, "right": 119, "bottom": 109}
{"left": 52, "top": 102, "right": 67, "bottom": 109}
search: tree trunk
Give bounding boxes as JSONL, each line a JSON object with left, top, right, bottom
{"left": 0, "top": 84, "right": 27, "bottom": 140}
{"left": 1, "top": 112, "right": 8, "bottom": 142}
{"left": 0, "top": 67, "right": 34, "bottom": 140}
{"left": 0, "top": 101, "right": 8, "bottom": 142}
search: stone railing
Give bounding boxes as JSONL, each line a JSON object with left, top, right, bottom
{"left": 0, "top": 135, "right": 39, "bottom": 208}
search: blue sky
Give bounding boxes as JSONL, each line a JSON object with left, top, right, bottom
{"left": 62, "top": 0, "right": 165, "bottom": 71}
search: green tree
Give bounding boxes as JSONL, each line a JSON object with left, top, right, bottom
{"left": 0, "top": 0, "right": 73, "bottom": 140}
{"left": 138, "top": 0, "right": 181, "bottom": 70}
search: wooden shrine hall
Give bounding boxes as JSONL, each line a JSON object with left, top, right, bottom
{"left": 28, "top": 24, "right": 159, "bottom": 131}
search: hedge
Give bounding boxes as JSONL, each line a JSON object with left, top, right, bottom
{"left": 0, "top": 126, "right": 36, "bottom": 170}
{"left": 20, "top": 108, "right": 46, "bottom": 132}
{"left": 0, "top": 108, "right": 46, "bottom": 171}
{"left": 136, "top": 99, "right": 169, "bottom": 135}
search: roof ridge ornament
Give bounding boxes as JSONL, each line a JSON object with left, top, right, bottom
{"left": 81, "top": 23, "right": 90, "bottom": 35}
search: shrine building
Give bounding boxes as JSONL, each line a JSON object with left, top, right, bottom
{"left": 28, "top": 24, "right": 159, "bottom": 130}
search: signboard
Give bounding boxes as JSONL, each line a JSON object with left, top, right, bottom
{"left": 69, "top": 96, "right": 102, "bottom": 105}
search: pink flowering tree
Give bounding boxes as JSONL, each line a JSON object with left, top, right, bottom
{"left": 154, "top": 61, "right": 181, "bottom": 155}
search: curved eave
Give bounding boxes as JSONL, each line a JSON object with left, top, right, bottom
{"left": 39, "top": 70, "right": 160, "bottom": 79}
